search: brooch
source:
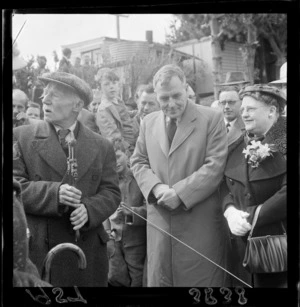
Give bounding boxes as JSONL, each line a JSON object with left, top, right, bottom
{"left": 243, "top": 140, "right": 277, "bottom": 168}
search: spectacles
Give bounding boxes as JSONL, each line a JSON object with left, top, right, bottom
{"left": 240, "top": 106, "right": 266, "bottom": 115}
{"left": 218, "top": 100, "right": 238, "bottom": 106}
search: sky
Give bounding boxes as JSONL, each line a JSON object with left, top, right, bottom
{"left": 12, "top": 14, "right": 175, "bottom": 70}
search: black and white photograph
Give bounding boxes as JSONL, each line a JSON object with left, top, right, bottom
{"left": 4, "top": 4, "right": 299, "bottom": 306}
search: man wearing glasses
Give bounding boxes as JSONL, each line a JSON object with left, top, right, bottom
{"left": 218, "top": 85, "right": 245, "bottom": 146}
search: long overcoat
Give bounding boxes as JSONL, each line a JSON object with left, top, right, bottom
{"left": 130, "top": 101, "right": 231, "bottom": 287}
{"left": 13, "top": 121, "right": 120, "bottom": 287}
{"left": 220, "top": 116, "right": 286, "bottom": 286}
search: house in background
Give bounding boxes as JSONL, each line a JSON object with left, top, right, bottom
{"left": 172, "top": 36, "right": 248, "bottom": 97}
{"left": 61, "top": 32, "right": 202, "bottom": 102}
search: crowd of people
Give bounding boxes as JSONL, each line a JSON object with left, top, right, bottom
{"left": 12, "top": 44, "right": 287, "bottom": 288}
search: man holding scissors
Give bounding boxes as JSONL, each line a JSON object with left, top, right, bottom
{"left": 13, "top": 72, "right": 121, "bottom": 286}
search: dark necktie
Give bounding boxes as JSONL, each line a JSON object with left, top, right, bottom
{"left": 226, "top": 122, "right": 231, "bottom": 133}
{"left": 166, "top": 118, "right": 177, "bottom": 145}
{"left": 58, "top": 129, "right": 70, "bottom": 155}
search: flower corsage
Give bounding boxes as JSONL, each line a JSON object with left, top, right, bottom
{"left": 243, "top": 140, "right": 277, "bottom": 168}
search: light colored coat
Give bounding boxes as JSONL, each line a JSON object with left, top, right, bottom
{"left": 130, "top": 101, "right": 231, "bottom": 287}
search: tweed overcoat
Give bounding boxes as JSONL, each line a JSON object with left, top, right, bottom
{"left": 220, "top": 116, "right": 286, "bottom": 286}
{"left": 130, "top": 101, "right": 231, "bottom": 287}
{"left": 13, "top": 121, "right": 121, "bottom": 287}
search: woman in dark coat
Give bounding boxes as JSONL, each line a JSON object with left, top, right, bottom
{"left": 220, "top": 84, "right": 286, "bottom": 288}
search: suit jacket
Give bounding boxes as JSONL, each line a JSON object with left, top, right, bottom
{"left": 78, "top": 108, "right": 100, "bottom": 134}
{"left": 130, "top": 101, "right": 231, "bottom": 287}
{"left": 13, "top": 121, "right": 121, "bottom": 286}
{"left": 227, "top": 116, "right": 245, "bottom": 147}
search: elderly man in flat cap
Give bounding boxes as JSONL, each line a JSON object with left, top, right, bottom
{"left": 13, "top": 72, "right": 121, "bottom": 287}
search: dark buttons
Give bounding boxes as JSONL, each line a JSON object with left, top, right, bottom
{"left": 245, "top": 193, "right": 251, "bottom": 199}
{"left": 45, "top": 238, "right": 49, "bottom": 244}
{"left": 81, "top": 235, "right": 87, "bottom": 241}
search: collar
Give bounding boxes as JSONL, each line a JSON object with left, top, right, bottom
{"left": 102, "top": 96, "right": 119, "bottom": 106}
{"left": 225, "top": 118, "right": 237, "bottom": 127}
{"left": 54, "top": 121, "right": 78, "bottom": 143}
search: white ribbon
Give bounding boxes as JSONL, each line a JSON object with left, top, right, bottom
{"left": 120, "top": 203, "right": 253, "bottom": 288}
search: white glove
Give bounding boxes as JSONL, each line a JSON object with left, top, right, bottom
{"left": 224, "top": 206, "right": 252, "bottom": 236}
{"left": 152, "top": 183, "right": 170, "bottom": 199}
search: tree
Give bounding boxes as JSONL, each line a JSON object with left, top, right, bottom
{"left": 167, "top": 14, "right": 287, "bottom": 84}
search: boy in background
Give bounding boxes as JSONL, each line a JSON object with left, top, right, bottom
{"left": 104, "top": 139, "right": 146, "bottom": 287}
{"left": 96, "top": 69, "right": 138, "bottom": 157}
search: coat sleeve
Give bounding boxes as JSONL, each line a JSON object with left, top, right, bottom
{"left": 173, "top": 111, "right": 228, "bottom": 210}
{"left": 130, "top": 119, "right": 162, "bottom": 204}
{"left": 80, "top": 142, "right": 121, "bottom": 231}
{"left": 13, "top": 136, "right": 64, "bottom": 217}
{"left": 248, "top": 174, "right": 286, "bottom": 228}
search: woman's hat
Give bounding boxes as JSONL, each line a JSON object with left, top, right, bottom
{"left": 270, "top": 62, "right": 287, "bottom": 84}
{"left": 220, "top": 71, "right": 250, "bottom": 86}
{"left": 239, "top": 84, "right": 286, "bottom": 108}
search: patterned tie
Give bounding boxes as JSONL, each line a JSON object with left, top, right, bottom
{"left": 226, "top": 122, "right": 231, "bottom": 133}
{"left": 166, "top": 118, "right": 177, "bottom": 146}
{"left": 58, "top": 129, "right": 70, "bottom": 155}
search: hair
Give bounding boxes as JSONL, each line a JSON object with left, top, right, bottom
{"left": 38, "top": 56, "right": 47, "bottom": 62}
{"left": 240, "top": 91, "right": 285, "bottom": 115}
{"left": 143, "top": 83, "right": 155, "bottom": 94}
{"left": 153, "top": 64, "right": 186, "bottom": 89}
{"left": 112, "top": 138, "right": 126, "bottom": 154}
{"left": 27, "top": 101, "right": 41, "bottom": 110}
{"left": 218, "top": 85, "right": 240, "bottom": 98}
{"left": 98, "top": 69, "right": 119, "bottom": 86}
{"left": 13, "top": 89, "right": 29, "bottom": 105}
{"left": 62, "top": 48, "right": 72, "bottom": 57}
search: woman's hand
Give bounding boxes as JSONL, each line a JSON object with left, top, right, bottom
{"left": 224, "top": 206, "right": 252, "bottom": 236}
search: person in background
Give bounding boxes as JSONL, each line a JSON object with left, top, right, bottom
{"left": 269, "top": 62, "right": 287, "bottom": 117}
{"left": 13, "top": 71, "right": 121, "bottom": 287}
{"left": 134, "top": 83, "right": 160, "bottom": 129}
{"left": 131, "top": 64, "right": 230, "bottom": 287}
{"left": 82, "top": 55, "right": 97, "bottom": 89}
{"left": 220, "top": 84, "right": 286, "bottom": 288}
{"left": 186, "top": 84, "right": 196, "bottom": 104}
{"left": 73, "top": 57, "right": 83, "bottom": 79}
{"left": 96, "top": 69, "right": 138, "bottom": 157}
{"left": 218, "top": 85, "right": 245, "bottom": 146}
{"left": 13, "top": 159, "right": 52, "bottom": 287}
{"left": 31, "top": 56, "right": 50, "bottom": 118}
{"left": 104, "top": 139, "right": 146, "bottom": 287}
{"left": 58, "top": 48, "right": 73, "bottom": 73}
{"left": 26, "top": 101, "right": 41, "bottom": 120}
{"left": 13, "top": 89, "right": 30, "bottom": 127}
{"left": 88, "top": 96, "right": 101, "bottom": 114}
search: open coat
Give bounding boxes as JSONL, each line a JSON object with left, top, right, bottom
{"left": 130, "top": 101, "right": 231, "bottom": 287}
{"left": 13, "top": 121, "right": 121, "bottom": 287}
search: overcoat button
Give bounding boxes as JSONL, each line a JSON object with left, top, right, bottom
{"left": 246, "top": 193, "right": 251, "bottom": 199}
{"left": 82, "top": 235, "right": 87, "bottom": 241}
{"left": 45, "top": 238, "right": 49, "bottom": 244}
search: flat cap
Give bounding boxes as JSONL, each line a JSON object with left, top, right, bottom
{"left": 239, "top": 84, "right": 286, "bottom": 107}
{"left": 38, "top": 72, "right": 93, "bottom": 106}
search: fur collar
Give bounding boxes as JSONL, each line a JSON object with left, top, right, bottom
{"left": 228, "top": 116, "right": 286, "bottom": 156}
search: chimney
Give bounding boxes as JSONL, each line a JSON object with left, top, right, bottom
{"left": 146, "top": 31, "right": 153, "bottom": 44}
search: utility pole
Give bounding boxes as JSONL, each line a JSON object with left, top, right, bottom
{"left": 111, "top": 14, "right": 129, "bottom": 41}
